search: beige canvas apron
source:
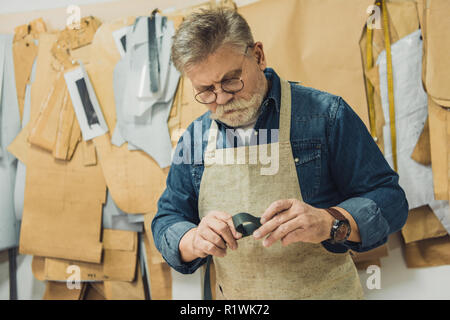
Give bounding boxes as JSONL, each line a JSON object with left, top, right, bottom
{"left": 198, "top": 79, "right": 364, "bottom": 300}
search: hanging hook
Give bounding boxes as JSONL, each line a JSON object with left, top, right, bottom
{"left": 151, "top": 8, "right": 160, "bottom": 18}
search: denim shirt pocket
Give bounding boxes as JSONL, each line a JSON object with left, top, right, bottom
{"left": 291, "top": 141, "right": 322, "bottom": 201}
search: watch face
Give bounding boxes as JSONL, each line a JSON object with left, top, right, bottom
{"left": 335, "top": 222, "right": 350, "bottom": 242}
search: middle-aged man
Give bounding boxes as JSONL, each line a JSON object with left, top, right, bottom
{"left": 152, "top": 8, "right": 408, "bottom": 299}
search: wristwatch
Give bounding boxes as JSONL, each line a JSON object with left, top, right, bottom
{"left": 325, "top": 207, "right": 351, "bottom": 244}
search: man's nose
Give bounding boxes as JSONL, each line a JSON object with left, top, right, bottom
{"left": 215, "top": 87, "right": 234, "bottom": 105}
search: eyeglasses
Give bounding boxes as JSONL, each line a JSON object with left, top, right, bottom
{"left": 194, "top": 45, "right": 253, "bottom": 104}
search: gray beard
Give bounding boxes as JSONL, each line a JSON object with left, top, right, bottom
{"left": 210, "top": 93, "right": 264, "bottom": 127}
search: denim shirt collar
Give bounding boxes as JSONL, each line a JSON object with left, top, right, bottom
{"left": 263, "top": 67, "right": 281, "bottom": 113}
{"left": 215, "top": 67, "right": 281, "bottom": 130}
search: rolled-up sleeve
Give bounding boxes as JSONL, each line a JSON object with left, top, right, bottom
{"left": 159, "top": 221, "right": 206, "bottom": 274}
{"left": 151, "top": 131, "right": 207, "bottom": 274}
{"left": 327, "top": 97, "right": 409, "bottom": 252}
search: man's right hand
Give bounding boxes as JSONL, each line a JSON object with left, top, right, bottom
{"left": 179, "top": 211, "right": 242, "bottom": 263}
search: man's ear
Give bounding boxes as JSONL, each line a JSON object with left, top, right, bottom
{"left": 253, "top": 42, "right": 267, "bottom": 71}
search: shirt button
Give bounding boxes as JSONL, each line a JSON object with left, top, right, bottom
{"left": 254, "top": 131, "right": 258, "bottom": 136}
{"left": 294, "top": 157, "right": 299, "bottom": 163}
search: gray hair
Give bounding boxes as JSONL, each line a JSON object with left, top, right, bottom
{"left": 171, "top": 7, "right": 254, "bottom": 73}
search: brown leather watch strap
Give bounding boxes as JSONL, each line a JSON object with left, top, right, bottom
{"left": 325, "top": 207, "right": 348, "bottom": 222}
{"left": 325, "top": 207, "right": 351, "bottom": 243}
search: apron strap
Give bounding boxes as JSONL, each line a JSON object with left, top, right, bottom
{"left": 279, "top": 79, "right": 292, "bottom": 143}
{"left": 203, "top": 255, "right": 213, "bottom": 300}
{"left": 201, "top": 79, "right": 293, "bottom": 300}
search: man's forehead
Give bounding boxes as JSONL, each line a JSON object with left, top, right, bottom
{"left": 186, "top": 45, "right": 244, "bottom": 87}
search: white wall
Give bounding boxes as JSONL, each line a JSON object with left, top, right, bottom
{"left": 0, "top": 0, "right": 114, "bottom": 14}
{"left": 1, "top": 0, "right": 450, "bottom": 300}
{"left": 358, "top": 232, "right": 450, "bottom": 299}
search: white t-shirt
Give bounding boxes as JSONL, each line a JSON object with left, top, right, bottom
{"left": 234, "top": 118, "right": 258, "bottom": 146}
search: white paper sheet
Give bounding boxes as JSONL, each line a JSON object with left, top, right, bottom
{"left": 112, "top": 25, "right": 132, "bottom": 59}
{"left": 112, "top": 14, "right": 179, "bottom": 168}
{"left": 64, "top": 62, "right": 109, "bottom": 141}
{"left": 102, "top": 190, "right": 144, "bottom": 232}
{"left": 126, "top": 15, "right": 171, "bottom": 117}
{"left": 0, "top": 37, "right": 6, "bottom": 160}
{"left": 119, "top": 14, "right": 178, "bottom": 120}
{"left": 0, "top": 34, "right": 22, "bottom": 250}
{"left": 14, "top": 46, "right": 37, "bottom": 221}
{"left": 377, "top": 29, "right": 450, "bottom": 232}
{"left": 0, "top": 39, "right": 5, "bottom": 157}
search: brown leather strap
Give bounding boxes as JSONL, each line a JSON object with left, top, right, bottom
{"left": 325, "top": 207, "right": 347, "bottom": 221}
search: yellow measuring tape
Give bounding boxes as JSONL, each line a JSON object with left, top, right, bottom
{"left": 382, "top": 0, "right": 398, "bottom": 172}
{"left": 366, "top": 20, "right": 376, "bottom": 142}
{"left": 367, "top": 0, "right": 397, "bottom": 172}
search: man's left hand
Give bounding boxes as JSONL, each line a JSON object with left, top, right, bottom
{"left": 253, "top": 199, "right": 335, "bottom": 247}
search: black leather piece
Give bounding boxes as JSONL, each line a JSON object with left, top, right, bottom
{"left": 232, "top": 212, "right": 262, "bottom": 238}
{"left": 148, "top": 15, "right": 159, "bottom": 93}
{"left": 75, "top": 78, "right": 99, "bottom": 127}
{"left": 120, "top": 35, "right": 126, "bottom": 52}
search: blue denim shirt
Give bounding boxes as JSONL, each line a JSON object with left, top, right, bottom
{"left": 151, "top": 68, "right": 408, "bottom": 274}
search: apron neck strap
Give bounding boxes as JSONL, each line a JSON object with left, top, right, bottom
{"left": 279, "top": 78, "right": 292, "bottom": 143}
{"left": 205, "top": 120, "right": 219, "bottom": 156}
{"left": 205, "top": 78, "right": 292, "bottom": 154}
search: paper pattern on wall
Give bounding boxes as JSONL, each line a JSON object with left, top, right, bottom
{"left": 239, "top": 0, "right": 374, "bottom": 127}
{"left": 377, "top": 29, "right": 450, "bottom": 232}
{"left": 424, "top": 0, "right": 450, "bottom": 107}
{"left": 32, "top": 229, "right": 138, "bottom": 282}
{"left": 11, "top": 33, "right": 105, "bottom": 263}
{"left": 86, "top": 17, "right": 205, "bottom": 215}
{"left": 111, "top": 14, "right": 180, "bottom": 168}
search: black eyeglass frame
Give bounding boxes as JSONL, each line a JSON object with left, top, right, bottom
{"left": 193, "top": 44, "right": 255, "bottom": 104}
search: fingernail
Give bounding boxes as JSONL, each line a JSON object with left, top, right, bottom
{"left": 260, "top": 218, "right": 265, "bottom": 224}
{"left": 253, "top": 231, "right": 260, "bottom": 238}
{"left": 236, "top": 232, "right": 242, "bottom": 238}
{"left": 263, "top": 239, "right": 269, "bottom": 247}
